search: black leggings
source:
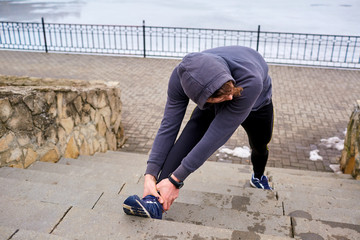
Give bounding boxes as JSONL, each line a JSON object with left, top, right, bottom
{"left": 157, "top": 101, "right": 274, "bottom": 182}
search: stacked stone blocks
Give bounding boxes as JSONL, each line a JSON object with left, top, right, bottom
{"left": 0, "top": 75, "right": 125, "bottom": 168}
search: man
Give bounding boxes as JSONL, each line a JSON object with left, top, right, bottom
{"left": 123, "top": 46, "right": 273, "bottom": 219}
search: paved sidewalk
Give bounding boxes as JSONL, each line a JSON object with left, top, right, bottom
{"left": 1, "top": 50, "right": 360, "bottom": 172}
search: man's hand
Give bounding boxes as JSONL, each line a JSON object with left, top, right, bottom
{"left": 156, "top": 175, "right": 180, "bottom": 211}
{"left": 143, "top": 174, "right": 164, "bottom": 205}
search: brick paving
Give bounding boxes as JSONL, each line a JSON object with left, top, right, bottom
{"left": 1, "top": 50, "right": 360, "bottom": 172}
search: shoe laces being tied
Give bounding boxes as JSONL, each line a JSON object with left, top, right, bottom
{"left": 143, "top": 195, "right": 164, "bottom": 217}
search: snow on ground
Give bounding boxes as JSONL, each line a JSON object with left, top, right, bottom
{"left": 309, "top": 149, "right": 323, "bottom": 161}
{"left": 320, "top": 136, "right": 344, "bottom": 151}
{"left": 219, "top": 146, "right": 251, "bottom": 158}
{"left": 217, "top": 130, "right": 347, "bottom": 173}
{"left": 329, "top": 164, "right": 342, "bottom": 174}
{"left": 309, "top": 129, "right": 347, "bottom": 173}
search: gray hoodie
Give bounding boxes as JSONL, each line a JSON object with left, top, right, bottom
{"left": 145, "top": 46, "right": 272, "bottom": 181}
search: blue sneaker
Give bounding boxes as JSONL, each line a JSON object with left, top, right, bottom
{"left": 250, "top": 174, "right": 273, "bottom": 190}
{"left": 123, "top": 195, "right": 163, "bottom": 219}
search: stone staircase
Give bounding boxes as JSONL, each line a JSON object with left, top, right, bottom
{"left": 0, "top": 151, "right": 359, "bottom": 240}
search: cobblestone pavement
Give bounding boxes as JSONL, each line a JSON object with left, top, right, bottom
{"left": 1, "top": 50, "right": 360, "bottom": 172}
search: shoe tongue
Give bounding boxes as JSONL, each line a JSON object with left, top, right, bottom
{"left": 143, "top": 195, "right": 156, "bottom": 201}
{"left": 260, "top": 176, "right": 269, "bottom": 185}
{"left": 143, "top": 195, "right": 164, "bottom": 215}
{"left": 143, "top": 195, "right": 155, "bottom": 200}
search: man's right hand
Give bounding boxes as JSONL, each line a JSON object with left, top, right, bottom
{"left": 143, "top": 174, "right": 164, "bottom": 205}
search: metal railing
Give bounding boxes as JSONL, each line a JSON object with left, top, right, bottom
{"left": 1, "top": 19, "right": 359, "bottom": 69}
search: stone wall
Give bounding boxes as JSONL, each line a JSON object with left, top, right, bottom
{"left": 340, "top": 100, "right": 360, "bottom": 180}
{"left": 0, "top": 75, "right": 126, "bottom": 168}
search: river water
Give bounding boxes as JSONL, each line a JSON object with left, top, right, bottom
{"left": 0, "top": 0, "right": 359, "bottom": 35}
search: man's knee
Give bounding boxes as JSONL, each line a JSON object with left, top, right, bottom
{"left": 251, "top": 144, "right": 269, "bottom": 156}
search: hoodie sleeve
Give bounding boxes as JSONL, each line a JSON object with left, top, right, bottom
{"left": 145, "top": 68, "right": 189, "bottom": 178}
{"left": 172, "top": 72, "right": 263, "bottom": 181}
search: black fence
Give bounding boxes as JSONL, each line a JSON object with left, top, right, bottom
{"left": 1, "top": 19, "right": 360, "bottom": 69}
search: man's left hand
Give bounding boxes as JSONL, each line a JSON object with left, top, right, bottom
{"left": 156, "top": 176, "right": 180, "bottom": 211}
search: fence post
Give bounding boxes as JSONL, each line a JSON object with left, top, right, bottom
{"left": 256, "top": 25, "right": 260, "bottom": 52}
{"left": 142, "top": 20, "right": 146, "bottom": 58}
{"left": 41, "top": 17, "right": 48, "bottom": 53}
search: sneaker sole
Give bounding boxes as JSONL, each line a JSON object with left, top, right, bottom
{"left": 123, "top": 199, "right": 151, "bottom": 218}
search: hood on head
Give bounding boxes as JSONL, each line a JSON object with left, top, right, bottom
{"left": 177, "top": 52, "right": 234, "bottom": 109}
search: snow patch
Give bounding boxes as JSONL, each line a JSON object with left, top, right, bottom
{"left": 309, "top": 130, "right": 346, "bottom": 162}
{"left": 309, "top": 149, "right": 323, "bottom": 161}
{"left": 329, "top": 164, "right": 342, "bottom": 174}
{"left": 320, "top": 136, "right": 344, "bottom": 151}
{"left": 219, "top": 146, "right": 251, "bottom": 158}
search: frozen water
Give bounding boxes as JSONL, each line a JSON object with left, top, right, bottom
{"left": 0, "top": 0, "right": 359, "bottom": 35}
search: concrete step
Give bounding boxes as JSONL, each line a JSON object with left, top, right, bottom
{"left": 57, "top": 157, "right": 146, "bottom": 180}
{"left": 185, "top": 161, "right": 360, "bottom": 198}
{"left": 0, "top": 166, "right": 281, "bottom": 216}
{"left": 71, "top": 152, "right": 360, "bottom": 191}
{"left": 178, "top": 188, "right": 282, "bottom": 216}
{"left": 136, "top": 173, "right": 276, "bottom": 198}
{"left": 0, "top": 225, "right": 17, "bottom": 240}
{"left": 0, "top": 177, "right": 102, "bottom": 209}
{"left": 0, "top": 165, "right": 277, "bottom": 210}
{"left": 164, "top": 203, "right": 360, "bottom": 239}
{"left": 269, "top": 172, "right": 360, "bottom": 190}
{"left": 136, "top": 178, "right": 360, "bottom": 225}
{"left": 284, "top": 200, "right": 360, "bottom": 225}
{"left": 292, "top": 217, "right": 360, "bottom": 240}
{"left": 0, "top": 177, "right": 294, "bottom": 240}
{"left": 52, "top": 206, "right": 295, "bottom": 240}
{"left": 164, "top": 202, "right": 291, "bottom": 237}
{"left": 92, "top": 192, "right": 290, "bottom": 237}
{"left": 182, "top": 163, "right": 257, "bottom": 187}
{"left": 274, "top": 182, "right": 360, "bottom": 199}
{"left": 2, "top": 151, "right": 359, "bottom": 239}
{"left": 193, "top": 161, "right": 358, "bottom": 190}
{"left": 92, "top": 150, "right": 149, "bottom": 159}
{"left": 278, "top": 190, "right": 360, "bottom": 210}
{"left": 58, "top": 153, "right": 360, "bottom": 223}
{"left": 0, "top": 226, "right": 70, "bottom": 240}
{"left": 266, "top": 166, "right": 353, "bottom": 179}
{"left": 58, "top": 156, "right": 144, "bottom": 169}
{"left": 180, "top": 177, "right": 274, "bottom": 197}
{"left": 0, "top": 167, "right": 124, "bottom": 194}
{"left": 80, "top": 151, "right": 354, "bottom": 182}
{"left": 32, "top": 153, "right": 360, "bottom": 208}
{"left": 61, "top": 157, "right": 260, "bottom": 190}
{"left": 76, "top": 151, "right": 148, "bottom": 166}
{"left": 280, "top": 191, "right": 360, "bottom": 224}
{"left": 2, "top": 185, "right": 356, "bottom": 240}
{"left": 60, "top": 156, "right": 260, "bottom": 189}
{"left": 0, "top": 195, "right": 70, "bottom": 234}
{"left": 62, "top": 155, "right": 146, "bottom": 168}
{"left": 28, "top": 161, "right": 143, "bottom": 184}
{"left": 95, "top": 183, "right": 283, "bottom": 216}
{"left": 167, "top": 175, "right": 359, "bottom": 203}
